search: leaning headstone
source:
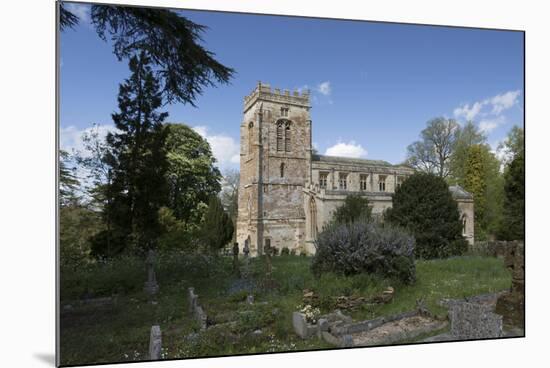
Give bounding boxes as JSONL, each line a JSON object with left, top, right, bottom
{"left": 246, "top": 294, "right": 254, "bottom": 305}
{"left": 144, "top": 249, "right": 159, "bottom": 296}
{"left": 149, "top": 325, "right": 162, "bottom": 360}
{"left": 195, "top": 305, "right": 207, "bottom": 330}
{"left": 188, "top": 287, "right": 197, "bottom": 314}
{"left": 449, "top": 301, "right": 503, "bottom": 339}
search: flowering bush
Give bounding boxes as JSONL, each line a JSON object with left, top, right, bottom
{"left": 311, "top": 221, "right": 416, "bottom": 284}
{"left": 297, "top": 304, "right": 321, "bottom": 324}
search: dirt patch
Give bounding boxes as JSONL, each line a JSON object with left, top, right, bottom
{"left": 351, "top": 316, "right": 447, "bottom": 346}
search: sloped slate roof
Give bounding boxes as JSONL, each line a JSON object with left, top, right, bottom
{"left": 312, "top": 154, "right": 408, "bottom": 168}
{"left": 449, "top": 185, "right": 474, "bottom": 199}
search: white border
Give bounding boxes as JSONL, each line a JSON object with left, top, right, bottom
{"left": 1, "top": 1, "right": 548, "bottom": 367}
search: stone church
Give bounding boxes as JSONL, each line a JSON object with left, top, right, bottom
{"left": 236, "top": 82, "right": 474, "bottom": 256}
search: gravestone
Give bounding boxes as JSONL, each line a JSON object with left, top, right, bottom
{"left": 188, "top": 287, "right": 198, "bottom": 314}
{"left": 144, "top": 249, "right": 159, "bottom": 296}
{"left": 149, "top": 325, "right": 162, "bottom": 360}
{"left": 241, "top": 240, "right": 250, "bottom": 278}
{"left": 232, "top": 242, "right": 240, "bottom": 276}
{"left": 449, "top": 301, "right": 502, "bottom": 339}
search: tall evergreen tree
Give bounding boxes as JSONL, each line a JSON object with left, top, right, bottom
{"left": 499, "top": 149, "right": 525, "bottom": 240}
{"left": 59, "top": 150, "right": 80, "bottom": 207}
{"left": 200, "top": 196, "right": 234, "bottom": 254}
{"left": 95, "top": 51, "right": 169, "bottom": 256}
{"left": 385, "top": 172, "right": 467, "bottom": 259}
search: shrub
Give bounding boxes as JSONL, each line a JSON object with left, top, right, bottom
{"left": 333, "top": 194, "right": 372, "bottom": 224}
{"left": 280, "top": 247, "right": 290, "bottom": 256}
{"left": 311, "top": 221, "right": 416, "bottom": 284}
{"left": 385, "top": 172, "right": 468, "bottom": 259}
{"left": 290, "top": 249, "right": 296, "bottom": 256}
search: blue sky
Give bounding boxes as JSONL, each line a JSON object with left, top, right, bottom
{"left": 60, "top": 3, "right": 524, "bottom": 171}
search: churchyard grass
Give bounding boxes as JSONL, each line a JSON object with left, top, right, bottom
{"left": 59, "top": 253, "right": 510, "bottom": 365}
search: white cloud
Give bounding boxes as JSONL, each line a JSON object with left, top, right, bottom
{"left": 478, "top": 120, "right": 499, "bottom": 134}
{"left": 60, "top": 124, "right": 117, "bottom": 157}
{"left": 453, "top": 90, "right": 522, "bottom": 122}
{"left": 453, "top": 101, "right": 484, "bottom": 121}
{"left": 192, "top": 126, "right": 240, "bottom": 168}
{"left": 489, "top": 90, "right": 521, "bottom": 115}
{"left": 325, "top": 141, "right": 367, "bottom": 158}
{"left": 317, "top": 81, "right": 331, "bottom": 96}
{"left": 65, "top": 3, "right": 92, "bottom": 28}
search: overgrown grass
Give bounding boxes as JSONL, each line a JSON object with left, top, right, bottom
{"left": 60, "top": 254, "right": 510, "bottom": 365}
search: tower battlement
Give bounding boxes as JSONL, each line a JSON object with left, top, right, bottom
{"left": 243, "top": 81, "right": 310, "bottom": 112}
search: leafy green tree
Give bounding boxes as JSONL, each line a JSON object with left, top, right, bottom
{"left": 220, "top": 169, "right": 240, "bottom": 242}
{"left": 385, "top": 172, "right": 467, "bottom": 259}
{"left": 464, "top": 145, "right": 487, "bottom": 238}
{"left": 60, "top": 2, "right": 234, "bottom": 105}
{"left": 498, "top": 126, "right": 524, "bottom": 167}
{"left": 59, "top": 150, "right": 80, "bottom": 207}
{"left": 73, "top": 123, "right": 116, "bottom": 210}
{"left": 499, "top": 150, "right": 524, "bottom": 240}
{"left": 449, "top": 121, "right": 486, "bottom": 185}
{"left": 200, "top": 196, "right": 234, "bottom": 253}
{"left": 94, "top": 52, "right": 169, "bottom": 257}
{"left": 406, "top": 117, "right": 460, "bottom": 178}
{"left": 164, "top": 123, "right": 222, "bottom": 226}
{"left": 60, "top": 205, "right": 102, "bottom": 269}
{"left": 332, "top": 194, "right": 372, "bottom": 224}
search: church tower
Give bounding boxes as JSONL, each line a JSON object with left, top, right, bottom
{"left": 236, "top": 82, "right": 312, "bottom": 256}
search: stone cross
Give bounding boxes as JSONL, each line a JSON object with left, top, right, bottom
{"left": 149, "top": 325, "right": 162, "bottom": 360}
{"left": 144, "top": 249, "right": 159, "bottom": 296}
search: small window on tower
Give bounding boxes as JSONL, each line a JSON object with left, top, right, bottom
{"left": 280, "top": 162, "right": 285, "bottom": 178}
{"left": 281, "top": 107, "right": 289, "bottom": 117}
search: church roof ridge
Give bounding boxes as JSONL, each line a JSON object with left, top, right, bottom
{"left": 312, "top": 154, "right": 408, "bottom": 168}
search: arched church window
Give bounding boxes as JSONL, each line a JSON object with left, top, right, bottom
{"left": 280, "top": 162, "right": 285, "bottom": 178}
{"left": 248, "top": 122, "right": 254, "bottom": 155}
{"left": 462, "top": 214, "right": 467, "bottom": 235}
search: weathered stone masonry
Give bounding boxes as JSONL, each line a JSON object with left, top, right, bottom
{"left": 237, "top": 82, "right": 474, "bottom": 256}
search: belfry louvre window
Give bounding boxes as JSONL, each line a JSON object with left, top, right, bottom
{"left": 276, "top": 122, "right": 283, "bottom": 151}
{"left": 276, "top": 120, "right": 292, "bottom": 152}
{"left": 378, "top": 175, "right": 386, "bottom": 192}
{"left": 319, "top": 172, "right": 328, "bottom": 189}
{"left": 360, "top": 174, "right": 368, "bottom": 191}
{"left": 339, "top": 173, "right": 348, "bottom": 190}
{"left": 285, "top": 122, "right": 291, "bottom": 152}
